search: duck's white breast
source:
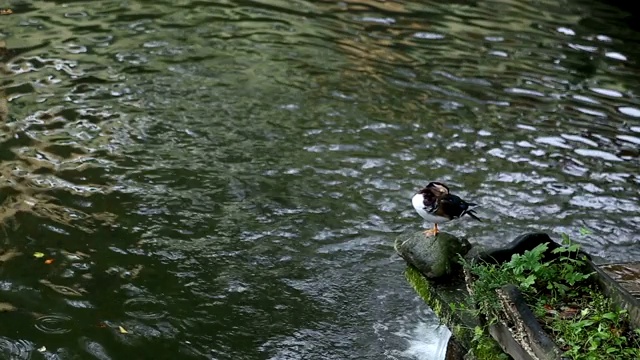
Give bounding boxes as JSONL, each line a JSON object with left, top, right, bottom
{"left": 411, "top": 193, "right": 450, "bottom": 224}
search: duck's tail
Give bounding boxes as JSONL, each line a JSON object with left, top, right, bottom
{"left": 463, "top": 202, "right": 482, "bottom": 222}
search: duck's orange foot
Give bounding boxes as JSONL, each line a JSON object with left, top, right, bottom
{"left": 422, "top": 224, "right": 439, "bottom": 237}
{"left": 422, "top": 229, "right": 436, "bottom": 237}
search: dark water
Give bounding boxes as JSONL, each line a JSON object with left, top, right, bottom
{"left": 1, "top": 0, "right": 640, "bottom": 359}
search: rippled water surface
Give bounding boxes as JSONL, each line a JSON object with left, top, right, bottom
{"left": 1, "top": 0, "right": 640, "bottom": 359}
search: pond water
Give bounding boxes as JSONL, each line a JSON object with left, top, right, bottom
{"left": 1, "top": 0, "right": 640, "bottom": 359}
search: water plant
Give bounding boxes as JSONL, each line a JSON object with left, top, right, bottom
{"left": 462, "top": 234, "right": 640, "bottom": 359}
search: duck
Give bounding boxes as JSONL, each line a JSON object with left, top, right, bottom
{"left": 411, "top": 181, "right": 481, "bottom": 236}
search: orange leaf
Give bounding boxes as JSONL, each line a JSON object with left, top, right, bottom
{"left": 0, "top": 9, "right": 12, "bottom": 15}
{"left": 44, "top": 259, "right": 54, "bottom": 264}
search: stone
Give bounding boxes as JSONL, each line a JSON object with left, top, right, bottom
{"left": 395, "top": 231, "right": 471, "bottom": 280}
{"left": 402, "top": 244, "right": 506, "bottom": 359}
{"left": 465, "top": 232, "right": 592, "bottom": 264}
{"left": 492, "top": 284, "right": 562, "bottom": 360}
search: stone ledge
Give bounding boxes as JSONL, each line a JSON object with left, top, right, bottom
{"left": 396, "top": 231, "right": 640, "bottom": 360}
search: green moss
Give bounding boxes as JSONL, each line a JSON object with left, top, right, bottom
{"left": 472, "top": 327, "right": 510, "bottom": 360}
{"left": 405, "top": 267, "right": 449, "bottom": 325}
{"left": 451, "top": 324, "right": 467, "bottom": 346}
{"left": 405, "top": 266, "right": 435, "bottom": 304}
{"left": 404, "top": 266, "right": 507, "bottom": 359}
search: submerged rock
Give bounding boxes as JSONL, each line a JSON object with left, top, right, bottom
{"left": 394, "top": 231, "right": 471, "bottom": 280}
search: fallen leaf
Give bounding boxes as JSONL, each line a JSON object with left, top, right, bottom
{"left": 559, "top": 306, "right": 580, "bottom": 319}
{"left": 0, "top": 249, "right": 22, "bottom": 262}
{"left": 0, "top": 302, "right": 16, "bottom": 312}
{"left": 118, "top": 326, "right": 128, "bottom": 334}
{"left": 37, "top": 346, "right": 46, "bottom": 353}
{"left": 44, "top": 259, "right": 54, "bottom": 264}
{"left": 610, "top": 325, "right": 622, "bottom": 337}
{"left": 543, "top": 304, "right": 557, "bottom": 315}
{"left": 33, "top": 252, "right": 45, "bottom": 258}
{"left": 0, "top": 9, "right": 12, "bottom": 15}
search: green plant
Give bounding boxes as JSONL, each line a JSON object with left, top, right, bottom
{"left": 471, "top": 325, "right": 510, "bottom": 360}
{"left": 460, "top": 235, "right": 640, "bottom": 360}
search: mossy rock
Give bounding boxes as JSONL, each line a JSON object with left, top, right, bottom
{"left": 395, "top": 231, "right": 472, "bottom": 280}
{"left": 404, "top": 266, "right": 507, "bottom": 360}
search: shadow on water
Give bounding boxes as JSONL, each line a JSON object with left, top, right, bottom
{"left": 1, "top": 0, "right": 640, "bottom": 359}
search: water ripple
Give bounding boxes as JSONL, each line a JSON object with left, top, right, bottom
{"left": 3, "top": 0, "right": 640, "bottom": 359}
{"left": 34, "top": 314, "right": 74, "bottom": 334}
{"left": 123, "top": 297, "right": 168, "bottom": 320}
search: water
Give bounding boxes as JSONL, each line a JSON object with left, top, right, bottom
{"left": 1, "top": 0, "right": 640, "bottom": 359}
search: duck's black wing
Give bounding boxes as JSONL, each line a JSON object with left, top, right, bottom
{"left": 434, "top": 194, "right": 482, "bottom": 221}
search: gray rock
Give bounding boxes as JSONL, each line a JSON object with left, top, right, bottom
{"left": 395, "top": 231, "right": 472, "bottom": 279}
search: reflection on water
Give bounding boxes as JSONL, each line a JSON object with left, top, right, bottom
{"left": 1, "top": 0, "right": 640, "bottom": 358}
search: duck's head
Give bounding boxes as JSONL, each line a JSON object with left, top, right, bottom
{"left": 413, "top": 181, "right": 450, "bottom": 206}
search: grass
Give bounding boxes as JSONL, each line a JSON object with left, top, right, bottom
{"left": 461, "top": 233, "right": 640, "bottom": 360}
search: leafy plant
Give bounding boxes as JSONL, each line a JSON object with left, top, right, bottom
{"left": 460, "top": 234, "right": 640, "bottom": 360}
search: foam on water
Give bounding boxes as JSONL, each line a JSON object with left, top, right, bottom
{"left": 398, "top": 321, "right": 450, "bottom": 360}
